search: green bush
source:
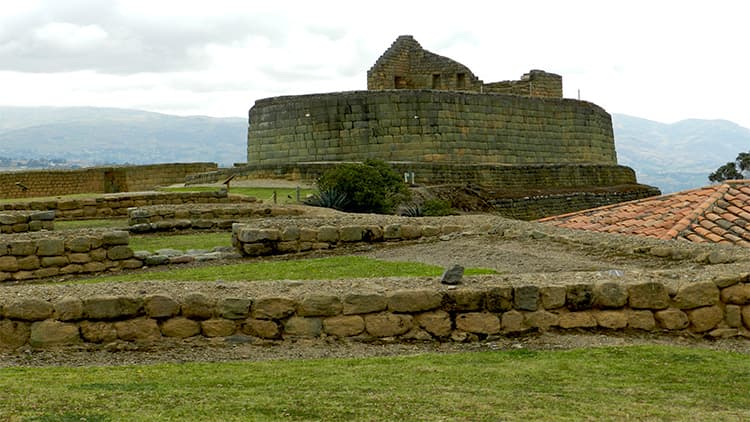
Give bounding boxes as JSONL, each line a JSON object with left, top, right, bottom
{"left": 315, "top": 160, "right": 410, "bottom": 214}
{"left": 422, "top": 198, "right": 454, "bottom": 216}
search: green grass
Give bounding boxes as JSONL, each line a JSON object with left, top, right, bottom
{"left": 2, "top": 346, "right": 749, "bottom": 420}
{"left": 160, "top": 186, "right": 315, "bottom": 204}
{"left": 55, "top": 219, "right": 128, "bottom": 230}
{"left": 77, "top": 256, "right": 496, "bottom": 284}
{"left": 129, "top": 232, "right": 230, "bottom": 252}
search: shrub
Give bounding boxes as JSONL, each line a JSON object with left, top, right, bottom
{"left": 315, "top": 160, "right": 410, "bottom": 214}
{"left": 422, "top": 199, "right": 454, "bottom": 216}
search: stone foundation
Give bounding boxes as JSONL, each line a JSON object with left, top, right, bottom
{"left": 2, "top": 274, "right": 749, "bottom": 350}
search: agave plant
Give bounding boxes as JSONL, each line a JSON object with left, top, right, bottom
{"left": 304, "top": 189, "right": 349, "bottom": 210}
{"left": 399, "top": 202, "right": 424, "bottom": 217}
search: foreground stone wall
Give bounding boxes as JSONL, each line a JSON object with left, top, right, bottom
{"left": 0, "top": 230, "right": 139, "bottom": 282}
{"left": 247, "top": 90, "right": 616, "bottom": 166}
{"left": 0, "top": 190, "right": 244, "bottom": 220}
{"left": 0, "top": 163, "right": 217, "bottom": 199}
{"left": 2, "top": 274, "right": 749, "bottom": 349}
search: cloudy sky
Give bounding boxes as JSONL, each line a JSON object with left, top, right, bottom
{"left": 1, "top": 0, "right": 749, "bottom": 127}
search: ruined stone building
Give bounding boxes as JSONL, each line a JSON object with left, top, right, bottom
{"left": 190, "top": 35, "right": 659, "bottom": 218}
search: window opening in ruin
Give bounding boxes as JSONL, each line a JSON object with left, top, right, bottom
{"left": 394, "top": 76, "right": 406, "bottom": 89}
{"left": 456, "top": 73, "right": 466, "bottom": 89}
{"left": 432, "top": 74, "right": 441, "bottom": 89}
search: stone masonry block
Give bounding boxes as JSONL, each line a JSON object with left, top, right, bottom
{"left": 388, "top": 289, "right": 442, "bottom": 313}
{"left": 365, "top": 313, "right": 413, "bottom": 337}
{"left": 284, "top": 316, "right": 322, "bottom": 337}
{"left": 415, "top": 310, "right": 452, "bottom": 337}
{"left": 343, "top": 293, "right": 387, "bottom": 315}
{"left": 323, "top": 315, "right": 365, "bottom": 337}
{"left": 297, "top": 295, "right": 342, "bottom": 317}
{"left": 4, "top": 298, "right": 53, "bottom": 321}
{"left": 628, "top": 282, "right": 669, "bottom": 310}
{"left": 673, "top": 282, "right": 719, "bottom": 309}
{"left": 593, "top": 282, "right": 629, "bottom": 308}
{"left": 30, "top": 320, "right": 81, "bottom": 348}
{"left": 252, "top": 297, "right": 296, "bottom": 320}
{"left": 455, "top": 312, "right": 501, "bottom": 334}
{"left": 540, "top": 286, "right": 566, "bottom": 310}
{"left": 514, "top": 285, "right": 539, "bottom": 311}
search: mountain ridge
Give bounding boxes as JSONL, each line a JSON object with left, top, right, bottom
{"left": 0, "top": 106, "right": 746, "bottom": 193}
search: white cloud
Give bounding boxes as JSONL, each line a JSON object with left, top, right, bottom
{"left": 33, "top": 22, "right": 108, "bottom": 50}
{"left": 0, "top": 0, "right": 748, "bottom": 127}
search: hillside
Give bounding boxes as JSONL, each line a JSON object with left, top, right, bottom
{"left": 0, "top": 107, "right": 246, "bottom": 167}
{"left": 0, "top": 107, "right": 747, "bottom": 193}
{"left": 612, "top": 114, "right": 750, "bottom": 193}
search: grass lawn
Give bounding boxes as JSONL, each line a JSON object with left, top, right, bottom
{"left": 1, "top": 345, "right": 748, "bottom": 420}
{"left": 129, "top": 232, "right": 230, "bottom": 252}
{"left": 160, "top": 186, "right": 315, "bottom": 204}
{"left": 55, "top": 218, "right": 129, "bottom": 230}
{"left": 76, "top": 256, "right": 496, "bottom": 284}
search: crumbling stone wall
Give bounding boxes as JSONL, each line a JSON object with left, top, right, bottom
{"left": 0, "top": 230, "right": 139, "bottom": 282}
{"left": 367, "top": 35, "right": 483, "bottom": 91}
{"left": 2, "top": 274, "right": 748, "bottom": 349}
{"left": 127, "top": 203, "right": 302, "bottom": 233}
{"left": 0, "top": 163, "right": 217, "bottom": 200}
{"left": 483, "top": 70, "right": 563, "bottom": 98}
{"left": 0, "top": 211, "right": 55, "bottom": 233}
{"left": 247, "top": 90, "right": 616, "bottom": 166}
{"left": 0, "top": 190, "right": 241, "bottom": 220}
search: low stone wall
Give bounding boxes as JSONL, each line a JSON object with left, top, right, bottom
{"left": 491, "top": 188, "right": 662, "bottom": 221}
{"left": 0, "top": 210, "right": 55, "bottom": 233}
{"left": 0, "top": 230, "right": 140, "bottom": 282}
{"left": 128, "top": 204, "right": 302, "bottom": 233}
{"left": 0, "top": 190, "right": 252, "bottom": 220}
{"left": 1, "top": 273, "right": 749, "bottom": 349}
{"left": 232, "top": 222, "right": 466, "bottom": 256}
{"left": 0, "top": 163, "right": 217, "bottom": 199}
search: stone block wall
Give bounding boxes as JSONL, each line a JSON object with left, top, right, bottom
{"left": 483, "top": 70, "right": 563, "bottom": 98}
{"left": 128, "top": 204, "right": 303, "bottom": 233}
{"left": 491, "top": 188, "right": 662, "bottom": 221}
{"left": 2, "top": 274, "right": 749, "bottom": 349}
{"left": 0, "top": 162, "right": 217, "bottom": 199}
{"left": 247, "top": 90, "right": 616, "bottom": 167}
{"left": 0, "top": 190, "right": 245, "bottom": 220}
{"left": 0, "top": 211, "right": 55, "bottom": 233}
{"left": 232, "top": 222, "right": 467, "bottom": 257}
{"left": 0, "top": 230, "right": 140, "bottom": 282}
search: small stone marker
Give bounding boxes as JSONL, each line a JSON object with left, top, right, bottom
{"left": 440, "top": 264, "right": 464, "bottom": 285}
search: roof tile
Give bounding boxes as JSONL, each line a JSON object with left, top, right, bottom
{"left": 540, "top": 180, "right": 750, "bottom": 247}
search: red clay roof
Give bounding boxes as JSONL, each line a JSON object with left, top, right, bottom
{"left": 538, "top": 180, "right": 750, "bottom": 247}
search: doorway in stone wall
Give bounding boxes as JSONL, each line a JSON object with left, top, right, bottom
{"left": 104, "top": 170, "right": 118, "bottom": 193}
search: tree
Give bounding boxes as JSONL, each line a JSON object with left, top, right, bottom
{"left": 310, "top": 160, "right": 410, "bottom": 214}
{"left": 708, "top": 151, "right": 749, "bottom": 183}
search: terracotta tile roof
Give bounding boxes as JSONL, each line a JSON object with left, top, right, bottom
{"left": 538, "top": 180, "right": 750, "bottom": 247}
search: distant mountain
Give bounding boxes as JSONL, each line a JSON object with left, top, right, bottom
{"left": 613, "top": 114, "right": 750, "bottom": 193}
{"left": 0, "top": 107, "right": 246, "bottom": 167}
{"left": 0, "top": 107, "right": 746, "bottom": 193}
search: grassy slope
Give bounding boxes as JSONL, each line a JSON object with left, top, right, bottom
{"left": 1, "top": 346, "right": 748, "bottom": 420}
